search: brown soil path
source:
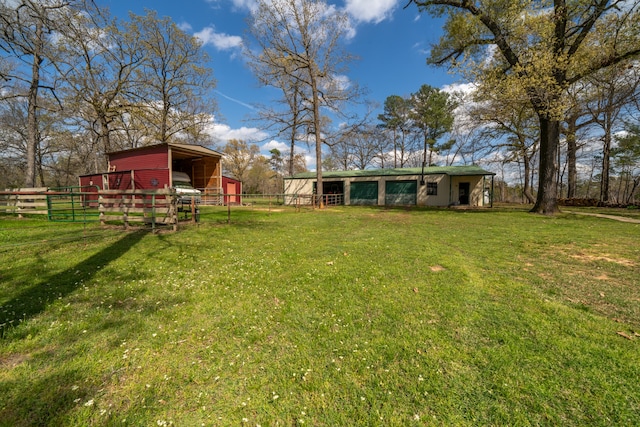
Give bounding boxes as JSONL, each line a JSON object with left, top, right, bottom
{"left": 565, "top": 211, "right": 640, "bottom": 224}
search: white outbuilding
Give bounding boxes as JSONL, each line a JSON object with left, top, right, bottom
{"left": 284, "top": 165, "right": 495, "bottom": 207}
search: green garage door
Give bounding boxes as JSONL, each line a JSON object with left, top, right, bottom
{"left": 350, "top": 181, "right": 378, "bottom": 205}
{"left": 385, "top": 180, "right": 417, "bottom": 205}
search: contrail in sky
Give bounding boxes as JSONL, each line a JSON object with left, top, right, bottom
{"left": 214, "top": 90, "right": 256, "bottom": 110}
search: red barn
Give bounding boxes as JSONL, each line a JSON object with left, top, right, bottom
{"left": 79, "top": 143, "right": 223, "bottom": 196}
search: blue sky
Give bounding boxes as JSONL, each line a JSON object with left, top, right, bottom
{"left": 100, "top": 0, "right": 462, "bottom": 163}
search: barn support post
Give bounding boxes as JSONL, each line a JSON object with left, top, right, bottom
{"left": 491, "top": 175, "right": 495, "bottom": 208}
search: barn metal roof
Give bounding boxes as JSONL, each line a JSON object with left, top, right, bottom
{"left": 287, "top": 165, "right": 495, "bottom": 180}
{"left": 107, "top": 142, "right": 223, "bottom": 160}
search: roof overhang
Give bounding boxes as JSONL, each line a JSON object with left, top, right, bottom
{"left": 168, "top": 143, "right": 223, "bottom": 160}
{"left": 286, "top": 166, "right": 496, "bottom": 180}
{"left": 107, "top": 142, "right": 223, "bottom": 161}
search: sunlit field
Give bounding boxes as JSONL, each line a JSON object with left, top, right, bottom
{"left": 1, "top": 206, "right": 639, "bottom": 426}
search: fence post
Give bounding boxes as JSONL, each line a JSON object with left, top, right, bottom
{"left": 71, "top": 191, "right": 76, "bottom": 222}
{"left": 99, "top": 194, "right": 105, "bottom": 226}
{"left": 122, "top": 194, "right": 129, "bottom": 229}
{"left": 151, "top": 193, "right": 156, "bottom": 232}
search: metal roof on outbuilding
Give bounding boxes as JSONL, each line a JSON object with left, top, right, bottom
{"left": 287, "top": 165, "right": 495, "bottom": 180}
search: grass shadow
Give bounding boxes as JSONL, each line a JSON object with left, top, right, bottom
{"left": 0, "top": 368, "right": 90, "bottom": 426}
{"left": 0, "top": 230, "right": 147, "bottom": 338}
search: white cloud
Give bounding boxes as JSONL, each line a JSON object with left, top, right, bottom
{"left": 226, "top": 0, "right": 258, "bottom": 12}
{"left": 209, "top": 123, "right": 267, "bottom": 143}
{"left": 205, "top": 0, "right": 255, "bottom": 10}
{"left": 262, "top": 140, "right": 288, "bottom": 152}
{"left": 194, "top": 27, "right": 243, "bottom": 51}
{"left": 344, "top": 0, "right": 399, "bottom": 24}
{"left": 442, "top": 82, "right": 477, "bottom": 95}
{"left": 260, "top": 139, "right": 315, "bottom": 170}
{"left": 320, "top": 74, "right": 352, "bottom": 93}
{"left": 178, "top": 21, "right": 193, "bottom": 32}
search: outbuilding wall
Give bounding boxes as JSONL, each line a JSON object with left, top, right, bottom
{"left": 450, "top": 175, "right": 486, "bottom": 206}
{"left": 109, "top": 145, "right": 169, "bottom": 171}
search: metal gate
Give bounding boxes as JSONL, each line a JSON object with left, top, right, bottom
{"left": 47, "top": 186, "right": 101, "bottom": 222}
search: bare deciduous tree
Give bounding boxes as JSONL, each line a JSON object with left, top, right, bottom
{"left": 246, "top": 0, "right": 360, "bottom": 205}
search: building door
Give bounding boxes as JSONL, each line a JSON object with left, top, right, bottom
{"left": 226, "top": 182, "right": 237, "bottom": 203}
{"left": 350, "top": 182, "right": 378, "bottom": 205}
{"left": 385, "top": 180, "right": 417, "bottom": 205}
{"left": 459, "top": 182, "right": 470, "bottom": 205}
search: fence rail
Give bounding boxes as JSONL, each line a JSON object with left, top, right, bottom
{"left": 218, "top": 193, "right": 344, "bottom": 207}
{"left": 1, "top": 188, "right": 346, "bottom": 228}
{"left": 98, "top": 189, "right": 178, "bottom": 230}
{"left": 0, "top": 188, "right": 49, "bottom": 216}
{"left": 1, "top": 188, "right": 182, "bottom": 231}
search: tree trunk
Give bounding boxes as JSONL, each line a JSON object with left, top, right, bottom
{"left": 310, "top": 74, "right": 323, "bottom": 207}
{"left": 289, "top": 88, "right": 300, "bottom": 177}
{"left": 600, "top": 122, "right": 612, "bottom": 203}
{"left": 289, "top": 136, "right": 296, "bottom": 177}
{"left": 566, "top": 115, "right": 578, "bottom": 198}
{"left": 531, "top": 116, "right": 560, "bottom": 214}
{"left": 99, "top": 115, "right": 112, "bottom": 155}
{"left": 25, "top": 21, "right": 44, "bottom": 188}
{"left": 522, "top": 153, "right": 535, "bottom": 203}
{"left": 628, "top": 177, "right": 640, "bottom": 205}
{"left": 393, "top": 129, "right": 397, "bottom": 168}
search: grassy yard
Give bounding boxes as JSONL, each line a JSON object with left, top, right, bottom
{"left": 1, "top": 206, "right": 639, "bottom": 426}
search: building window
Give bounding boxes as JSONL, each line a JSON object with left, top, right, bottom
{"left": 427, "top": 182, "right": 437, "bottom": 195}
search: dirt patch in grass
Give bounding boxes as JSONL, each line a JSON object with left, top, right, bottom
{"left": 532, "top": 245, "right": 640, "bottom": 326}
{"left": 430, "top": 265, "right": 446, "bottom": 272}
{"left": 249, "top": 208, "right": 285, "bottom": 212}
{"left": 551, "top": 244, "right": 636, "bottom": 267}
{"left": 0, "top": 353, "right": 30, "bottom": 369}
{"left": 569, "top": 252, "right": 636, "bottom": 267}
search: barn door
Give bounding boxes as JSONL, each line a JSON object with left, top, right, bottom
{"left": 385, "top": 180, "right": 417, "bottom": 205}
{"left": 459, "top": 182, "right": 470, "bottom": 205}
{"left": 350, "top": 182, "right": 378, "bottom": 205}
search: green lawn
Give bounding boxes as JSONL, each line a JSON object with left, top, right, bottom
{"left": 1, "top": 206, "right": 639, "bottom": 426}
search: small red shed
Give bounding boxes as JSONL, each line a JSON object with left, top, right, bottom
{"left": 222, "top": 176, "right": 242, "bottom": 205}
{"left": 79, "top": 142, "right": 223, "bottom": 195}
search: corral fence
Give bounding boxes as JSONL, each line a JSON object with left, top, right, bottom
{"left": 1, "top": 187, "right": 183, "bottom": 231}
{"left": 227, "top": 193, "right": 342, "bottom": 208}
{"left": 1, "top": 187, "right": 345, "bottom": 229}
{"left": 198, "top": 193, "right": 345, "bottom": 224}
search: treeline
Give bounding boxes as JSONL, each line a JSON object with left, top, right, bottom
{"left": 0, "top": 0, "right": 215, "bottom": 189}
{"left": 2, "top": 0, "right": 639, "bottom": 209}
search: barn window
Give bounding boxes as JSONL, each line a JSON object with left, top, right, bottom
{"left": 427, "top": 182, "right": 438, "bottom": 195}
